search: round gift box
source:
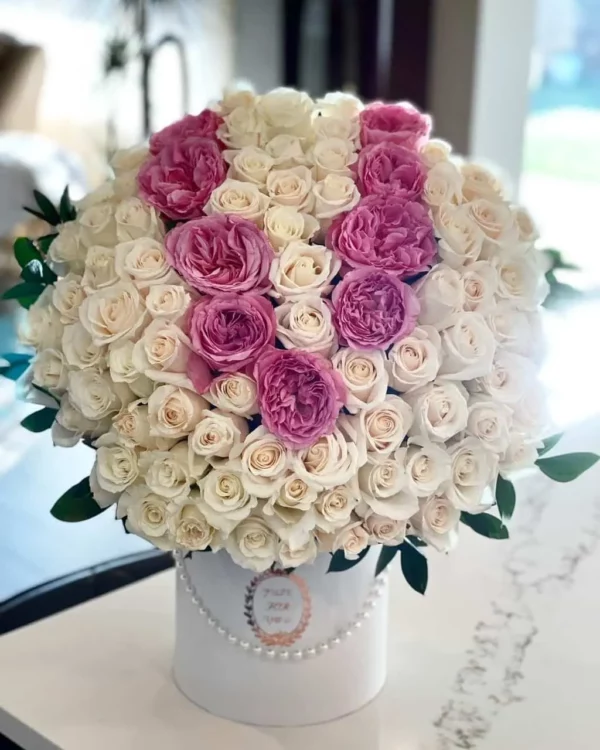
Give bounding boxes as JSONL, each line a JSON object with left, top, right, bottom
{"left": 173, "top": 550, "right": 388, "bottom": 726}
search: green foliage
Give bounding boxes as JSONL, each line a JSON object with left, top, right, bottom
{"left": 0, "top": 352, "right": 32, "bottom": 380}
{"left": 58, "top": 187, "right": 77, "bottom": 223}
{"left": 538, "top": 433, "right": 563, "bottom": 457}
{"left": 32, "top": 189, "right": 61, "bottom": 226}
{"left": 1, "top": 282, "right": 45, "bottom": 308}
{"left": 406, "top": 534, "right": 427, "bottom": 548}
{"left": 37, "top": 233, "right": 58, "bottom": 255}
{"left": 460, "top": 512, "right": 509, "bottom": 540}
{"left": 399, "top": 541, "right": 428, "bottom": 594}
{"left": 50, "top": 477, "right": 107, "bottom": 523}
{"left": 375, "top": 545, "right": 398, "bottom": 576}
{"left": 536, "top": 452, "right": 600, "bottom": 483}
{"left": 327, "top": 546, "right": 370, "bottom": 573}
{"left": 20, "top": 407, "right": 57, "bottom": 433}
{"left": 495, "top": 475, "right": 516, "bottom": 521}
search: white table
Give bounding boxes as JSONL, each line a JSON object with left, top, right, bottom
{"left": 1, "top": 419, "right": 600, "bottom": 749}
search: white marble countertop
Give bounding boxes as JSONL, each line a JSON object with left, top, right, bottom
{"left": 1, "top": 419, "right": 599, "bottom": 750}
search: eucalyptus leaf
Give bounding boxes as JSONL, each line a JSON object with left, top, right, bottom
{"left": 33, "top": 189, "right": 61, "bottom": 225}
{"left": 375, "top": 545, "right": 398, "bottom": 576}
{"left": 460, "top": 512, "right": 509, "bottom": 539}
{"left": 536, "top": 452, "right": 600, "bottom": 483}
{"left": 50, "top": 477, "right": 107, "bottom": 523}
{"left": 20, "top": 407, "right": 57, "bottom": 433}
{"left": 399, "top": 542, "right": 428, "bottom": 594}
{"left": 327, "top": 546, "right": 370, "bottom": 573}
{"left": 538, "top": 433, "right": 563, "bottom": 457}
{"left": 495, "top": 475, "right": 516, "bottom": 521}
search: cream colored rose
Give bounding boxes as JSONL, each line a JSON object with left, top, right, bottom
{"left": 148, "top": 384, "right": 207, "bottom": 439}
{"left": 263, "top": 205, "right": 319, "bottom": 253}
{"left": 266, "top": 474, "right": 318, "bottom": 526}
{"left": 205, "top": 179, "right": 270, "bottom": 225}
{"left": 461, "top": 261, "right": 498, "bottom": 313}
{"left": 76, "top": 180, "right": 116, "bottom": 211}
{"left": 438, "top": 312, "right": 496, "bottom": 380}
{"left": 333, "top": 521, "right": 370, "bottom": 559}
{"left": 493, "top": 251, "right": 548, "bottom": 310}
{"left": 266, "top": 166, "right": 314, "bottom": 212}
{"left": 447, "top": 436, "right": 497, "bottom": 512}
{"left": 113, "top": 399, "right": 172, "bottom": 450}
{"left": 226, "top": 515, "right": 278, "bottom": 572}
{"left": 419, "top": 138, "right": 452, "bottom": 168}
{"left": 52, "top": 394, "right": 104, "bottom": 448}
{"left": 358, "top": 449, "right": 419, "bottom": 520}
{"left": 78, "top": 203, "right": 118, "bottom": 248}
{"left": 139, "top": 445, "right": 191, "bottom": 499}
{"left": 512, "top": 385, "right": 548, "bottom": 439}
{"left": 314, "top": 484, "right": 358, "bottom": 532}
{"left": 118, "top": 486, "right": 174, "bottom": 550}
{"left": 279, "top": 536, "right": 318, "bottom": 568}
{"left": 115, "top": 197, "right": 163, "bottom": 242}
{"left": 145, "top": 284, "right": 191, "bottom": 323}
{"left": 473, "top": 351, "right": 537, "bottom": 406}
{"left": 292, "top": 428, "right": 361, "bottom": 490}
{"left": 332, "top": 348, "right": 387, "bottom": 414}
{"left": 270, "top": 241, "right": 341, "bottom": 300}
{"left": 205, "top": 373, "right": 259, "bottom": 417}
{"left": 486, "top": 305, "right": 543, "bottom": 360}
{"left": 199, "top": 469, "right": 257, "bottom": 533}
{"left": 424, "top": 160, "right": 464, "bottom": 208}
{"left": 131, "top": 319, "right": 190, "bottom": 385}
{"left": 435, "top": 203, "right": 484, "bottom": 268}
{"left": 387, "top": 326, "right": 441, "bottom": 392}
{"left": 231, "top": 426, "right": 289, "bottom": 498}
{"left": 224, "top": 146, "right": 274, "bottom": 186}
{"left": 264, "top": 134, "right": 308, "bottom": 168}
{"left": 68, "top": 369, "right": 128, "bottom": 420}
{"left": 110, "top": 145, "right": 149, "bottom": 175}
{"left": 188, "top": 409, "right": 248, "bottom": 461}
{"left": 513, "top": 206, "right": 539, "bottom": 246}
{"left": 79, "top": 282, "right": 147, "bottom": 346}
{"left": 257, "top": 87, "right": 314, "bottom": 137}
{"left": 415, "top": 264, "right": 464, "bottom": 328}
{"left": 406, "top": 380, "right": 468, "bottom": 442}
{"left": 316, "top": 92, "right": 363, "bottom": 119}
{"left": 81, "top": 245, "right": 119, "bottom": 293}
{"left": 90, "top": 432, "right": 139, "bottom": 507}
{"left": 467, "top": 198, "right": 518, "bottom": 247}
{"left": 313, "top": 173, "right": 360, "bottom": 221}
{"left": 461, "top": 163, "right": 504, "bottom": 202}
{"left": 217, "top": 85, "right": 256, "bottom": 115}
{"left": 108, "top": 340, "right": 154, "bottom": 397}
{"left": 309, "top": 137, "right": 357, "bottom": 180}
{"left": 115, "top": 237, "right": 177, "bottom": 289}
{"left": 19, "top": 291, "right": 64, "bottom": 350}
{"left": 312, "top": 113, "right": 360, "bottom": 144}
{"left": 500, "top": 434, "right": 539, "bottom": 473}
{"left": 62, "top": 323, "right": 105, "bottom": 370}
{"left": 49, "top": 221, "right": 86, "bottom": 271}
{"left": 32, "top": 348, "right": 69, "bottom": 394}
{"left": 169, "top": 497, "right": 217, "bottom": 551}
{"left": 404, "top": 438, "right": 452, "bottom": 499}
{"left": 52, "top": 273, "right": 86, "bottom": 324}
{"left": 411, "top": 492, "right": 460, "bottom": 552}
{"left": 217, "top": 105, "right": 265, "bottom": 148}
{"left": 360, "top": 396, "right": 413, "bottom": 459}
{"left": 363, "top": 514, "right": 408, "bottom": 546}
{"left": 466, "top": 396, "right": 513, "bottom": 453}
{"left": 113, "top": 170, "right": 139, "bottom": 200}
{"left": 275, "top": 295, "right": 337, "bottom": 356}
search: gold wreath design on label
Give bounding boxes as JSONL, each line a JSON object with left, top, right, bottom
{"left": 244, "top": 568, "right": 311, "bottom": 647}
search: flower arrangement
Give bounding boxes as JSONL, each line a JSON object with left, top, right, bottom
{"left": 2, "top": 87, "right": 598, "bottom": 593}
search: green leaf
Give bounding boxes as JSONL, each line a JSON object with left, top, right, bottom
{"left": 13, "top": 237, "right": 42, "bottom": 268}
{"left": 460, "top": 512, "right": 509, "bottom": 540}
{"left": 1, "top": 281, "right": 45, "bottom": 308}
{"left": 59, "top": 186, "right": 77, "bottom": 222}
{"left": 20, "top": 407, "right": 57, "bottom": 433}
{"left": 37, "top": 233, "right": 58, "bottom": 255}
{"left": 31, "top": 384, "right": 60, "bottom": 405}
{"left": 399, "top": 542, "right": 428, "bottom": 594}
{"left": 406, "top": 534, "right": 427, "bottom": 548}
{"left": 544, "top": 249, "right": 580, "bottom": 272}
{"left": 495, "top": 475, "right": 516, "bottom": 522}
{"left": 1, "top": 352, "right": 32, "bottom": 366}
{"left": 327, "top": 546, "right": 370, "bottom": 573}
{"left": 0, "top": 352, "right": 32, "bottom": 380}
{"left": 33, "top": 189, "right": 61, "bottom": 225}
{"left": 23, "top": 205, "right": 50, "bottom": 223}
{"left": 538, "top": 432, "right": 563, "bottom": 457}
{"left": 536, "top": 452, "right": 600, "bottom": 483}
{"left": 50, "top": 477, "right": 107, "bottom": 523}
{"left": 375, "top": 545, "right": 398, "bottom": 576}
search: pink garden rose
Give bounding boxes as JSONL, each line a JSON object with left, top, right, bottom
{"left": 328, "top": 193, "right": 436, "bottom": 278}
{"left": 255, "top": 347, "right": 346, "bottom": 449}
{"left": 357, "top": 142, "right": 426, "bottom": 199}
{"left": 332, "top": 268, "right": 419, "bottom": 350}
{"left": 359, "top": 101, "right": 431, "bottom": 150}
{"left": 149, "top": 109, "right": 223, "bottom": 155}
{"left": 138, "top": 137, "right": 226, "bottom": 221}
{"left": 187, "top": 294, "right": 276, "bottom": 372}
{"left": 166, "top": 215, "right": 273, "bottom": 295}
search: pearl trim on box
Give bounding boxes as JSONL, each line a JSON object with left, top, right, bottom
{"left": 173, "top": 551, "right": 387, "bottom": 662}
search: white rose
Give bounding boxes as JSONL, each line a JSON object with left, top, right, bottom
{"left": 512, "top": 385, "right": 549, "bottom": 439}
{"left": 358, "top": 449, "right": 419, "bottom": 520}
{"left": 188, "top": 409, "right": 248, "bottom": 461}
{"left": 461, "top": 261, "right": 498, "bottom": 313}
{"left": 78, "top": 203, "right": 118, "bottom": 248}
{"left": 434, "top": 203, "right": 484, "bottom": 268}
{"left": 333, "top": 521, "right": 370, "bottom": 559}
{"left": 226, "top": 515, "right": 278, "bottom": 572}
{"left": 19, "top": 291, "right": 64, "bottom": 350}
{"left": 108, "top": 340, "right": 154, "bottom": 397}
{"left": 275, "top": 295, "right": 337, "bottom": 356}
{"left": 363, "top": 514, "right": 408, "bottom": 546}
{"left": 81, "top": 245, "right": 119, "bottom": 294}
{"left": 419, "top": 138, "right": 452, "bottom": 168}
{"left": 113, "top": 399, "right": 172, "bottom": 450}
{"left": 52, "top": 394, "right": 105, "bottom": 448}
{"left": 415, "top": 264, "right": 465, "bottom": 328}
{"left": 68, "top": 369, "right": 129, "bottom": 420}
{"left": 312, "top": 113, "right": 360, "bottom": 143}
{"left": 76, "top": 180, "right": 116, "bottom": 212}
{"left": 257, "top": 87, "right": 314, "bottom": 137}
{"left": 316, "top": 92, "right": 363, "bottom": 119}
{"left": 466, "top": 396, "right": 513, "bottom": 453}
{"left": 411, "top": 492, "right": 460, "bottom": 552}
{"left": 113, "top": 170, "right": 139, "bottom": 200}
{"left": 90, "top": 432, "right": 139, "bottom": 506}
{"left": 467, "top": 198, "right": 518, "bottom": 247}
{"left": 132, "top": 319, "right": 190, "bottom": 385}
{"left": 115, "top": 237, "right": 177, "bottom": 289}
{"left": 217, "top": 105, "right": 265, "bottom": 148}
{"left": 223, "top": 146, "right": 274, "bottom": 186}
{"left": 279, "top": 536, "right": 318, "bottom": 568}
{"left": 500, "top": 434, "right": 539, "bottom": 473}
{"left": 169, "top": 496, "right": 218, "bottom": 551}
{"left": 486, "top": 304, "right": 541, "bottom": 358}
{"left": 423, "top": 160, "right": 464, "bottom": 208}
{"left": 438, "top": 312, "right": 496, "bottom": 380}
{"left": 32, "top": 348, "right": 69, "bottom": 394}
{"left": 332, "top": 348, "right": 388, "bottom": 414}
{"left": 49, "top": 221, "right": 86, "bottom": 271}
{"left": 205, "top": 373, "right": 259, "bottom": 417}
{"left": 62, "top": 322, "right": 105, "bottom": 370}
{"left": 139, "top": 445, "right": 191, "bottom": 499}
{"left": 447, "top": 436, "right": 497, "bottom": 512}
{"left": 309, "top": 137, "right": 358, "bottom": 180}
{"left": 117, "top": 486, "right": 174, "bottom": 550}
{"left": 52, "top": 273, "right": 86, "bottom": 324}
{"left": 314, "top": 484, "right": 358, "bottom": 532}
{"left": 231, "top": 426, "right": 289, "bottom": 498}
{"left": 292, "top": 427, "right": 362, "bottom": 490}
{"left": 406, "top": 380, "right": 468, "bottom": 442}
{"left": 513, "top": 206, "right": 539, "bottom": 247}
{"left": 270, "top": 241, "right": 341, "bottom": 300}
{"left": 148, "top": 384, "right": 208, "bottom": 439}
{"left": 79, "top": 282, "right": 147, "bottom": 346}
{"left": 145, "top": 284, "right": 191, "bottom": 323}
{"left": 361, "top": 395, "right": 413, "bottom": 458}
{"left": 404, "top": 437, "right": 452, "bottom": 497}
{"left": 263, "top": 205, "right": 319, "bottom": 253}
{"left": 199, "top": 469, "right": 258, "bottom": 533}
{"left": 110, "top": 145, "right": 149, "bottom": 175}
{"left": 313, "top": 173, "right": 360, "bottom": 221}
{"left": 115, "top": 197, "right": 163, "bottom": 242}
{"left": 386, "top": 326, "right": 441, "bottom": 392}
{"left": 461, "top": 163, "right": 505, "bottom": 202}
{"left": 265, "top": 474, "right": 318, "bottom": 525}
{"left": 264, "top": 134, "right": 308, "bottom": 168}
{"left": 205, "top": 179, "right": 270, "bottom": 225}
{"left": 266, "top": 166, "right": 314, "bottom": 212}
{"left": 216, "top": 84, "right": 256, "bottom": 115}
{"left": 493, "top": 251, "right": 548, "bottom": 310}
{"left": 473, "top": 351, "right": 537, "bottom": 405}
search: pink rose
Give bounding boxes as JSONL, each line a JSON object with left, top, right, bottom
{"left": 138, "top": 137, "right": 226, "bottom": 221}
{"left": 357, "top": 142, "right": 426, "bottom": 199}
{"left": 328, "top": 193, "right": 436, "bottom": 278}
{"left": 255, "top": 347, "right": 346, "bottom": 449}
{"left": 359, "top": 101, "right": 431, "bottom": 150}
{"left": 332, "top": 268, "right": 419, "bottom": 350}
{"left": 187, "top": 294, "right": 276, "bottom": 372}
{"left": 149, "top": 109, "right": 223, "bottom": 155}
{"left": 165, "top": 215, "right": 273, "bottom": 295}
